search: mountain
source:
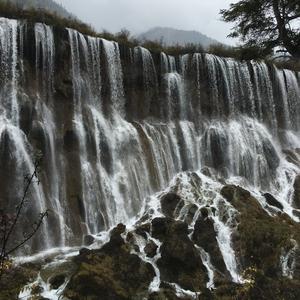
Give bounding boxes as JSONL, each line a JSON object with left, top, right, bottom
{"left": 1, "top": 0, "right": 74, "bottom": 19}
{"left": 138, "top": 26, "right": 221, "bottom": 48}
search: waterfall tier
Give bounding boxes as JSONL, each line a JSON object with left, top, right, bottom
{"left": 0, "top": 17, "right": 299, "bottom": 255}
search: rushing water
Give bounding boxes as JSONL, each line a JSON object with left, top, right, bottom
{"left": 0, "top": 17, "right": 300, "bottom": 292}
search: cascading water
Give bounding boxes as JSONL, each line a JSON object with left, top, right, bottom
{"left": 0, "top": 17, "right": 300, "bottom": 297}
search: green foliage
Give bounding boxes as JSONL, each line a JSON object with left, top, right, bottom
{"left": 221, "top": 0, "right": 300, "bottom": 59}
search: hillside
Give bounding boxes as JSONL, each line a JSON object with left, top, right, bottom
{"left": 138, "top": 26, "right": 221, "bottom": 48}
{"left": 0, "top": 0, "right": 74, "bottom": 19}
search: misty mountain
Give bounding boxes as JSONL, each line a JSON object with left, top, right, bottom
{"left": 138, "top": 27, "right": 221, "bottom": 48}
{"left": 2, "top": 0, "right": 74, "bottom": 19}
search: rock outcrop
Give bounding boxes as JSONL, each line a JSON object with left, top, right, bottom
{"left": 64, "top": 224, "right": 155, "bottom": 300}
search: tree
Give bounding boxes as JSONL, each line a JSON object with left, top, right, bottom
{"left": 220, "top": 0, "right": 300, "bottom": 59}
{"left": 0, "top": 157, "right": 48, "bottom": 279}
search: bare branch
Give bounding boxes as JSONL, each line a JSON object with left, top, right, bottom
{"left": 0, "top": 156, "right": 47, "bottom": 280}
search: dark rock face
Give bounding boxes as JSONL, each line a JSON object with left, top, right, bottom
{"left": 283, "top": 149, "right": 300, "bottom": 167}
{"left": 293, "top": 175, "right": 300, "bottom": 209}
{"left": 160, "top": 192, "right": 183, "bottom": 217}
{"left": 263, "top": 193, "right": 284, "bottom": 210}
{"left": 152, "top": 218, "right": 208, "bottom": 292}
{"left": 83, "top": 234, "right": 95, "bottom": 246}
{"left": 64, "top": 224, "right": 155, "bottom": 300}
{"left": 144, "top": 240, "right": 158, "bottom": 258}
{"left": 192, "top": 215, "right": 229, "bottom": 281}
{"left": 49, "top": 274, "right": 66, "bottom": 289}
{"left": 202, "top": 127, "right": 229, "bottom": 174}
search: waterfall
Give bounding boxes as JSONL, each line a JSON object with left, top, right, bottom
{"left": 101, "top": 39, "right": 124, "bottom": 115}
{"left": 0, "top": 18, "right": 300, "bottom": 286}
{"left": 35, "top": 23, "right": 55, "bottom": 101}
{"left": 0, "top": 18, "right": 19, "bottom": 125}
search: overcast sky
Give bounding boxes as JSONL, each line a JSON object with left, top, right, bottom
{"left": 56, "top": 0, "right": 237, "bottom": 45}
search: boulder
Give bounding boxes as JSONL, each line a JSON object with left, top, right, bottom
{"left": 160, "top": 192, "right": 183, "bottom": 218}
{"left": 64, "top": 224, "right": 155, "bottom": 300}
{"left": 144, "top": 241, "right": 158, "bottom": 258}
{"left": 185, "top": 203, "right": 199, "bottom": 224}
{"left": 293, "top": 175, "right": 300, "bottom": 209}
{"left": 134, "top": 222, "right": 151, "bottom": 239}
{"left": 283, "top": 149, "right": 300, "bottom": 167}
{"left": 263, "top": 193, "right": 283, "bottom": 210}
{"left": 221, "top": 185, "right": 299, "bottom": 278}
{"left": 221, "top": 185, "right": 251, "bottom": 204}
{"left": 152, "top": 218, "right": 208, "bottom": 292}
{"left": 83, "top": 234, "right": 95, "bottom": 246}
{"left": 192, "top": 215, "right": 229, "bottom": 280}
{"left": 49, "top": 274, "right": 66, "bottom": 289}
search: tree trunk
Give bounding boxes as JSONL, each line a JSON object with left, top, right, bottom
{"left": 273, "top": 0, "right": 300, "bottom": 59}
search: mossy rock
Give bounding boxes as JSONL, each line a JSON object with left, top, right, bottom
{"left": 64, "top": 224, "right": 155, "bottom": 300}
{"left": 221, "top": 185, "right": 300, "bottom": 277}
{"left": 0, "top": 263, "right": 40, "bottom": 300}
{"left": 152, "top": 218, "right": 208, "bottom": 292}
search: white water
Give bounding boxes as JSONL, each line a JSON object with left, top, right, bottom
{"left": 0, "top": 17, "right": 299, "bottom": 297}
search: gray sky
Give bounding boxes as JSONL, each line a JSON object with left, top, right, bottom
{"left": 56, "top": 0, "right": 237, "bottom": 44}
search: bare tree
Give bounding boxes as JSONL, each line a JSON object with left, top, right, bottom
{"left": 0, "top": 156, "right": 48, "bottom": 279}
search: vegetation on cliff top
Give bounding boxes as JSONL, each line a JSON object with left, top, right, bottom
{"left": 221, "top": 0, "right": 300, "bottom": 60}
{"left": 0, "top": 0, "right": 299, "bottom": 71}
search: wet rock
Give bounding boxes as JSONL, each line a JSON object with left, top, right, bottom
{"left": 203, "top": 127, "right": 229, "bottom": 173}
{"left": 221, "top": 184, "right": 251, "bottom": 204}
{"left": 19, "top": 100, "right": 34, "bottom": 135}
{"left": 293, "top": 175, "right": 300, "bottom": 209}
{"left": 100, "top": 223, "right": 126, "bottom": 253}
{"left": 134, "top": 222, "right": 150, "bottom": 239}
{"left": 192, "top": 215, "right": 229, "bottom": 280}
{"left": 262, "top": 139, "right": 280, "bottom": 172}
{"left": 151, "top": 217, "right": 172, "bottom": 238}
{"left": 200, "top": 207, "right": 209, "bottom": 218}
{"left": 293, "top": 209, "right": 300, "bottom": 219}
{"left": 79, "top": 247, "right": 90, "bottom": 255}
{"left": 126, "top": 231, "right": 135, "bottom": 242}
{"left": 221, "top": 185, "right": 300, "bottom": 278}
{"left": 185, "top": 203, "right": 199, "bottom": 224}
{"left": 263, "top": 193, "right": 283, "bottom": 210}
{"left": 40, "top": 260, "right": 77, "bottom": 285}
{"left": 0, "top": 264, "right": 40, "bottom": 300}
{"left": 149, "top": 290, "right": 181, "bottom": 300}
{"left": 111, "top": 223, "right": 126, "bottom": 236}
{"left": 64, "top": 223, "right": 155, "bottom": 300}
{"left": 149, "top": 282, "right": 189, "bottom": 300}
{"left": 283, "top": 149, "right": 300, "bottom": 167}
{"left": 144, "top": 240, "right": 158, "bottom": 258}
{"left": 83, "top": 234, "right": 95, "bottom": 246}
{"left": 49, "top": 274, "right": 66, "bottom": 289}
{"left": 29, "top": 121, "right": 47, "bottom": 154}
{"left": 201, "top": 166, "right": 213, "bottom": 177}
{"left": 63, "top": 130, "right": 79, "bottom": 152}
{"left": 152, "top": 218, "right": 208, "bottom": 292}
{"left": 160, "top": 192, "right": 183, "bottom": 217}
{"left": 31, "top": 283, "right": 44, "bottom": 295}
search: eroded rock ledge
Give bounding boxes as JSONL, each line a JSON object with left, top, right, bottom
{"left": 2, "top": 180, "right": 300, "bottom": 300}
